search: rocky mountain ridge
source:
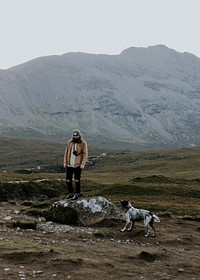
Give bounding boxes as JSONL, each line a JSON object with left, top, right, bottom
{"left": 0, "top": 45, "right": 200, "bottom": 149}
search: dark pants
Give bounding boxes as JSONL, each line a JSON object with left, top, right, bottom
{"left": 66, "top": 166, "right": 82, "bottom": 194}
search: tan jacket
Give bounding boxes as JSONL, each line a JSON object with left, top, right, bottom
{"left": 63, "top": 137, "right": 88, "bottom": 169}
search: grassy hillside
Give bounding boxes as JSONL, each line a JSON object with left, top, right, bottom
{"left": 0, "top": 136, "right": 200, "bottom": 216}
{"left": 0, "top": 136, "right": 111, "bottom": 172}
{"left": 83, "top": 147, "right": 200, "bottom": 216}
{"left": 86, "top": 146, "right": 200, "bottom": 182}
{"left": 0, "top": 136, "right": 64, "bottom": 171}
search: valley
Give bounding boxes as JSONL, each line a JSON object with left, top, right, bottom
{"left": 0, "top": 137, "right": 200, "bottom": 279}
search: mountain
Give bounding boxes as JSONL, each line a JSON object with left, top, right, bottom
{"left": 0, "top": 45, "right": 200, "bottom": 149}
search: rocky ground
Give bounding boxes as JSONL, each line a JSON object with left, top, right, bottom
{"left": 0, "top": 202, "right": 200, "bottom": 280}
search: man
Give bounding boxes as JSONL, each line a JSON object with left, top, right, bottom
{"left": 63, "top": 130, "right": 88, "bottom": 200}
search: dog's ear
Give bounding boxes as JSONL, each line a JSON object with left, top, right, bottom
{"left": 121, "top": 200, "right": 129, "bottom": 208}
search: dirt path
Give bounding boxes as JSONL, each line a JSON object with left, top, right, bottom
{"left": 0, "top": 203, "right": 200, "bottom": 280}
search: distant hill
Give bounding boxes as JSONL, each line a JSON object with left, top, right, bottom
{"left": 0, "top": 45, "right": 200, "bottom": 149}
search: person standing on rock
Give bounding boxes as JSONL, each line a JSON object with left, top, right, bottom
{"left": 63, "top": 130, "right": 88, "bottom": 200}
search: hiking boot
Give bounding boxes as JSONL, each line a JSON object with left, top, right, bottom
{"left": 67, "top": 194, "right": 74, "bottom": 199}
{"left": 71, "top": 194, "right": 78, "bottom": 200}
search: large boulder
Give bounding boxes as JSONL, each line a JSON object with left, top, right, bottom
{"left": 46, "top": 196, "right": 125, "bottom": 226}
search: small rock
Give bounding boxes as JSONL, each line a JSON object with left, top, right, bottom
{"left": 4, "top": 268, "right": 10, "bottom": 271}
{"left": 4, "top": 216, "right": 12, "bottom": 221}
{"left": 36, "top": 270, "right": 43, "bottom": 274}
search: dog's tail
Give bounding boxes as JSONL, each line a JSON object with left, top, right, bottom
{"left": 152, "top": 214, "right": 160, "bottom": 222}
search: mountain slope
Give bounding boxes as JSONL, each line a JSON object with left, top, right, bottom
{"left": 0, "top": 45, "right": 200, "bottom": 149}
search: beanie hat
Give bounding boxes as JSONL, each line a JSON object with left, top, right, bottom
{"left": 72, "top": 130, "right": 81, "bottom": 139}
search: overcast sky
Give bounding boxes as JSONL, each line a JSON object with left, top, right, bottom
{"left": 1, "top": 0, "right": 200, "bottom": 69}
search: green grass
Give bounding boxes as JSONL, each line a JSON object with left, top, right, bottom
{"left": 0, "top": 136, "right": 200, "bottom": 217}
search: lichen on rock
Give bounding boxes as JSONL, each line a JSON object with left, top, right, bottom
{"left": 46, "top": 196, "right": 125, "bottom": 226}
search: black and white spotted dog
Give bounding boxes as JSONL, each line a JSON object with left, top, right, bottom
{"left": 120, "top": 200, "right": 160, "bottom": 237}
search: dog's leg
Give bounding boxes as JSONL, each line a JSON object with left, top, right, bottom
{"left": 145, "top": 225, "right": 155, "bottom": 237}
{"left": 145, "top": 227, "right": 151, "bottom": 237}
{"left": 121, "top": 223, "right": 128, "bottom": 232}
{"left": 151, "top": 227, "right": 155, "bottom": 237}
{"left": 144, "top": 214, "right": 153, "bottom": 237}
{"left": 127, "top": 221, "right": 133, "bottom": 231}
{"left": 150, "top": 223, "right": 156, "bottom": 236}
{"left": 121, "top": 226, "right": 126, "bottom": 232}
{"left": 149, "top": 215, "right": 156, "bottom": 236}
{"left": 144, "top": 224, "right": 152, "bottom": 237}
{"left": 121, "top": 213, "right": 130, "bottom": 232}
{"left": 145, "top": 215, "right": 156, "bottom": 237}
{"left": 121, "top": 220, "right": 130, "bottom": 232}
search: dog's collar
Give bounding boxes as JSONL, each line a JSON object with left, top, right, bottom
{"left": 123, "top": 206, "right": 131, "bottom": 213}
